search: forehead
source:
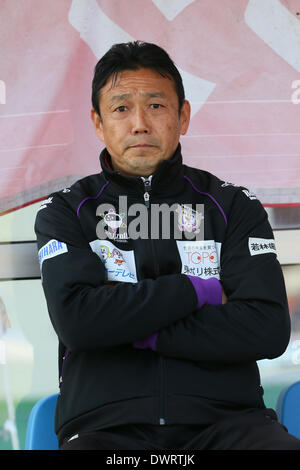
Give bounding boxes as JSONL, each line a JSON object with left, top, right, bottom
{"left": 100, "top": 67, "right": 177, "bottom": 101}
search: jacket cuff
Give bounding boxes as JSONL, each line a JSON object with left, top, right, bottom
{"left": 186, "top": 275, "right": 222, "bottom": 307}
{"left": 133, "top": 332, "right": 158, "bottom": 351}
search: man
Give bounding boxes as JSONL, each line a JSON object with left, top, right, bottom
{"left": 35, "top": 41, "right": 300, "bottom": 450}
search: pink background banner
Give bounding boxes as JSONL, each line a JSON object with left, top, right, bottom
{"left": 1, "top": 0, "right": 300, "bottom": 214}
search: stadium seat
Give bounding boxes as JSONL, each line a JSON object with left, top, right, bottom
{"left": 25, "top": 393, "right": 59, "bottom": 450}
{"left": 276, "top": 380, "right": 300, "bottom": 439}
{"left": 25, "top": 383, "right": 300, "bottom": 449}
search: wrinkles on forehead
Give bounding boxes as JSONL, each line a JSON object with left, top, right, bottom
{"left": 101, "top": 69, "right": 173, "bottom": 96}
{"left": 109, "top": 91, "right": 167, "bottom": 104}
{"left": 97, "top": 68, "right": 180, "bottom": 117}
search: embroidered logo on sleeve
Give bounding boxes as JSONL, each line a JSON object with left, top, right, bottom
{"left": 90, "top": 240, "right": 137, "bottom": 283}
{"left": 248, "top": 238, "right": 276, "bottom": 256}
{"left": 221, "top": 181, "right": 239, "bottom": 188}
{"left": 37, "top": 196, "right": 53, "bottom": 212}
{"left": 38, "top": 239, "right": 68, "bottom": 267}
{"left": 176, "top": 240, "right": 222, "bottom": 279}
{"left": 242, "top": 189, "right": 257, "bottom": 200}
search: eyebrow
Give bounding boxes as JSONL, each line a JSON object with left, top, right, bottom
{"left": 109, "top": 93, "right": 131, "bottom": 103}
{"left": 143, "top": 92, "right": 167, "bottom": 99}
{"left": 109, "top": 91, "right": 167, "bottom": 103}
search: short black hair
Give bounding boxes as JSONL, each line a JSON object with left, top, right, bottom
{"left": 91, "top": 41, "right": 185, "bottom": 118}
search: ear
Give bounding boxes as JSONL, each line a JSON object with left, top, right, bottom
{"left": 179, "top": 100, "right": 191, "bottom": 136}
{"left": 90, "top": 109, "right": 105, "bottom": 142}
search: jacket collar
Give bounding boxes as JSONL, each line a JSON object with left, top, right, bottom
{"left": 99, "top": 144, "right": 184, "bottom": 194}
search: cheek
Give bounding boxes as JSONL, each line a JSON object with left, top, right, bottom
{"left": 165, "top": 114, "right": 181, "bottom": 132}
{"left": 164, "top": 121, "right": 181, "bottom": 141}
{"left": 103, "top": 125, "right": 122, "bottom": 144}
{"left": 158, "top": 116, "right": 178, "bottom": 135}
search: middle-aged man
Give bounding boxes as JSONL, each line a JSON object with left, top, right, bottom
{"left": 35, "top": 41, "right": 300, "bottom": 450}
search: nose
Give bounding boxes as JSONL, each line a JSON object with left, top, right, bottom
{"left": 131, "top": 107, "right": 150, "bottom": 135}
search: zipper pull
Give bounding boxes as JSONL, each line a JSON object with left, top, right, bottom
{"left": 141, "top": 176, "right": 152, "bottom": 208}
{"left": 143, "top": 191, "right": 150, "bottom": 207}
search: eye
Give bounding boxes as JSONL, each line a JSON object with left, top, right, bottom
{"left": 150, "top": 103, "right": 163, "bottom": 109}
{"left": 115, "top": 105, "right": 127, "bottom": 112}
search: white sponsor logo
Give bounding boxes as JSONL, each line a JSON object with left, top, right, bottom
{"left": 242, "top": 189, "right": 257, "bottom": 200}
{"left": 38, "top": 239, "right": 68, "bottom": 267}
{"left": 38, "top": 196, "right": 53, "bottom": 211}
{"left": 176, "top": 240, "right": 222, "bottom": 279}
{"left": 176, "top": 204, "right": 204, "bottom": 234}
{"left": 90, "top": 240, "right": 137, "bottom": 283}
{"left": 248, "top": 237, "right": 276, "bottom": 256}
{"left": 222, "top": 182, "right": 257, "bottom": 200}
{"left": 221, "top": 181, "right": 239, "bottom": 188}
{"left": 97, "top": 207, "right": 129, "bottom": 241}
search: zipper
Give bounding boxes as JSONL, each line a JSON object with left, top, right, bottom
{"left": 59, "top": 348, "right": 70, "bottom": 392}
{"left": 141, "top": 176, "right": 160, "bottom": 278}
{"left": 159, "top": 357, "right": 166, "bottom": 425}
{"left": 141, "top": 175, "right": 166, "bottom": 425}
{"left": 141, "top": 176, "right": 152, "bottom": 208}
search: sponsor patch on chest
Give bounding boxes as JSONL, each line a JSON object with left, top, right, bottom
{"left": 90, "top": 240, "right": 138, "bottom": 283}
{"left": 176, "top": 240, "right": 222, "bottom": 279}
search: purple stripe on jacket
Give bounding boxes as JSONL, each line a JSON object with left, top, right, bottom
{"left": 184, "top": 175, "right": 228, "bottom": 226}
{"left": 77, "top": 181, "right": 110, "bottom": 218}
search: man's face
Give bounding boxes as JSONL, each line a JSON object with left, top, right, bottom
{"left": 91, "top": 67, "right": 190, "bottom": 177}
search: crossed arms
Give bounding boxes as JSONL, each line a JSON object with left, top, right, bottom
{"left": 35, "top": 191, "right": 290, "bottom": 366}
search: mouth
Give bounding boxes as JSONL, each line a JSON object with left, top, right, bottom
{"left": 129, "top": 144, "right": 155, "bottom": 148}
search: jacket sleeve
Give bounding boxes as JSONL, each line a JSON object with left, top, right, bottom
{"left": 155, "top": 190, "right": 291, "bottom": 364}
{"left": 34, "top": 193, "right": 197, "bottom": 352}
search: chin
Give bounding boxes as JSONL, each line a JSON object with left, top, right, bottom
{"left": 132, "top": 165, "right": 156, "bottom": 176}
{"left": 132, "top": 153, "right": 158, "bottom": 164}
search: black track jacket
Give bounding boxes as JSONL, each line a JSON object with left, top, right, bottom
{"left": 34, "top": 145, "right": 290, "bottom": 444}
